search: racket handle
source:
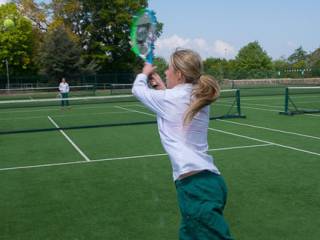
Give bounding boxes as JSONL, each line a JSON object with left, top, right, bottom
{"left": 146, "top": 42, "right": 154, "bottom": 64}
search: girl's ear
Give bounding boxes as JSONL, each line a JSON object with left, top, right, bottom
{"left": 177, "top": 70, "right": 184, "bottom": 83}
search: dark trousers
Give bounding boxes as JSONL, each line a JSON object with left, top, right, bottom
{"left": 61, "top": 93, "right": 69, "bottom": 106}
{"left": 175, "top": 171, "right": 234, "bottom": 240}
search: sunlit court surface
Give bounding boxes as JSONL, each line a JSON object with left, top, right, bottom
{"left": 0, "top": 90, "right": 319, "bottom": 240}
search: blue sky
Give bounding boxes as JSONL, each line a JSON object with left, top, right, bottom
{"left": 2, "top": 0, "right": 319, "bottom": 61}
{"left": 149, "top": 0, "right": 320, "bottom": 60}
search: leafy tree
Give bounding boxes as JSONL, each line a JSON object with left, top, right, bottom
{"left": 12, "top": 0, "right": 163, "bottom": 76}
{"left": 153, "top": 56, "right": 167, "bottom": 80}
{"left": 37, "top": 25, "right": 83, "bottom": 80}
{"left": 203, "top": 58, "right": 227, "bottom": 82}
{"left": 288, "top": 46, "right": 307, "bottom": 64}
{"left": 14, "top": 0, "right": 49, "bottom": 31}
{"left": 74, "top": 0, "right": 162, "bottom": 72}
{"left": 234, "top": 41, "right": 273, "bottom": 79}
{"left": 272, "top": 57, "right": 289, "bottom": 77}
{"left": 307, "top": 47, "right": 320, "bottom": 77}
{"left": 0, "top": 3, "right": 36, "bottom": 75}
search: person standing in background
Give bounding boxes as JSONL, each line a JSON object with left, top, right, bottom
{"left": 59, "top": 77, "right": 70, "bottom": 108}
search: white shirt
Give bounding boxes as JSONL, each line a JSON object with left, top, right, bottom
{"left": 132, "top": 73, "right": 220, "bottom": 181}
{"left": 59, "top": 82, "right": 70, "bottom": 93}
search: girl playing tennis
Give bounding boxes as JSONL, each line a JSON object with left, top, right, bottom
{"left": 132, "top": 49, "right": 233, "bottom": 239}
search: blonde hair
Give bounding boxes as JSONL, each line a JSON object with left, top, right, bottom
{"left": 170, "top": 49, "right": 220, "bottom": 125}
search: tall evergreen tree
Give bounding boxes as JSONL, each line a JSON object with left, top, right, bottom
{"left": 37, "top": 25, "right": 83, "bottom": 80}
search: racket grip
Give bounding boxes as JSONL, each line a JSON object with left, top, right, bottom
{"left": 146, "top": 53, "right": 153, "bottom": 64}
{"left": 146, "top": 42, "right": 154, "bottom": 64}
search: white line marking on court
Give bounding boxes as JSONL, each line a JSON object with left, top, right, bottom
{"left": 125, "top": 102, "right": 320, "bottom": 118}
{"left": 240, "top": 102, "right": 282, "bottom": 108}
{"left": 217, "top": 102, "right": 280, "bottom": 112}
{"left": 240, "top": 104, "right": 320, "bottom": 117}
{"left": 306, "top": 113, "right": 320, "bottom": 117}
{"left": 115, "top": 106, "right": 155, "bottom": 117}
{"left": 47, "top": 116, "right": 90, "bottom": 162}
{"left": 117, "top": 105, "right": 320, "bottom": 156}
{"left": 209, "top": 128, "right": 320, "bottom": 156}
{"left": 0, "top": 111, "right": 132, "bottom": 121}
{"left": 0, "top": 100, "right": 138, "bottom": 114}
{"left": 218, "top": 119, "right": 320, "bottom": 140}
{"left": 0, "top": 144, "right": 272, "bottom": 172}
{"left": 241, "top": 95, "right": 317, "bottom": 101}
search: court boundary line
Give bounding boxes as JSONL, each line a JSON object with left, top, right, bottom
{"left": 115, "top": 105, "right": 155, "bottom": 116}
{"left": 118, "top": 106, "right": 320, "bottom": 156}
{"left": 47, "top": 116, "right": 90, "bottom": 162}
{"left": 0, "top": 111, "right": 134, "bottom": 121}
{"left": 218, "top": 119, "right": 320, "bottom": 140}
{"left": 0, "top": 143, "right": 272, "bottom": 172}
{"left": 209, "top": 128, "right": 320, "bottom": 156}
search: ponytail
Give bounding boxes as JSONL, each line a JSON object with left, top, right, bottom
{"left": 184, "top": 75, "right": 220, "bottom": 125}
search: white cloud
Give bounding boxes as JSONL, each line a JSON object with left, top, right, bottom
{"left": 212, "top": 40, "right": 235, "bottom": 58}
{"left": 0, "top": 0, "right": 9, "bottom": 5}
{"left": 155, "top": 34, "right": 236, "bottom": 61}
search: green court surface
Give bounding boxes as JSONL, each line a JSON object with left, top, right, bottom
{"left": 0, "top": 94, "right": 319, "bottom": 240}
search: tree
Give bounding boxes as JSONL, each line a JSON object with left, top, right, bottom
{"left": 307, "top": 47, "right": 320, "bottom": 77}
{"left": 14, "top": 0, "right": 49, "bottom": 32}
{"left": 234, "top": 41, "right": 273, "bottom": 79}
{"left": 153, "top": 57, "right": 167, "bottom": 80}
{"left": 11, "top": 0, "right": 163, "bottom": 76}
{"left": 37, "top": 25, "right": 83, "bottom": 80}
{"left": 288, "top": 46, "right": 307, "bottom": 64}
{"left": 74, "top": 0, "right": 162, "bottom": 72}
{"left": 0, "top": 3, "right": 36, "bottom": 76}
{"left": 203, "top": 58, "right": 228, "bottom": 82}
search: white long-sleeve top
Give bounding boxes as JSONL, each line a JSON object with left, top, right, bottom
{"left": 132, "top": 73, "right": 220, "bottom": 181}
{"left": 59, "top": 82, "right": 70, "bottom": 93}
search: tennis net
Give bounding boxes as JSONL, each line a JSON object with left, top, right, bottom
{"left": 0, "top": 85, "right": 96, "bottom": 101}
{"left": 279, "top": 86, "right": 320, "bottom": 115}
{"left": 0, "top": 89, "right": 245, "bottom": 134}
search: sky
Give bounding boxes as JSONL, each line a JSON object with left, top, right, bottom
{"left": 149, "top": 0, "right": 320, "bottom": 60}
{"left": 1, "top": 0, "right": 319, "bottom": 61}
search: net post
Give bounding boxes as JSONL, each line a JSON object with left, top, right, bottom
{"left": 236, "top": 89, "right": 241, "bottom": 116}
{"left": 279, "top": 87, "right": 293, "bottom": 115}
{"left": 284, "top": 87, "right": 289, "bottom": 114}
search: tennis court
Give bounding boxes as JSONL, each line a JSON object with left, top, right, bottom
{"left": 0, "top": 91, "right": 319, "bottom": 239}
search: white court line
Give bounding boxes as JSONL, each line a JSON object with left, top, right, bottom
{"left": 0, "top": 99, "right": 142, "bottom": 114}
{"left": 0, "top": 104, "right": 117, "bottom": 114}
{"left": 47, "top": 116, "right": 90, "bottom": 162}
{"left": 241, "top": 95, "right": 318, "bottom": 101}
{"left": 0, "top": 144, "right": 272, "bottom": 172}
{"left": 218, "top": 119, "right": 320, "bottom": 140}
{"left": 209, "top": 128, "right": 320, "bottom": 156}
{"left": 306, "top": 114, "right": 320, "bottom": 117}
{"left": 115, "top": 105, "right": 155, "bottom": 117}
{"left": 219, "top": 103, "right": 280, "bottom": 112}
{"left": 121, "top": 101, "right": 282, "bottom": 113}
{"left": 117, "top": 106, "right": 320, "bottom": 156}
{"left": 119, "top": 102, "right": 320, "bottom": 119}
{"left": 0, "top": 111, "right": 133, "bottom": 121}
{"left": 240, "top": 102, "right": 282, "bottom": 108}
{"left": 220, "top": 102, "right": 320, "bottom": 117}
{"left": 240, "top": 103, "right": 320, "bottom": 117}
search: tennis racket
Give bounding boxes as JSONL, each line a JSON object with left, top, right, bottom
{"left": 130, "top": 8, "right": 157, "bottom": 64}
